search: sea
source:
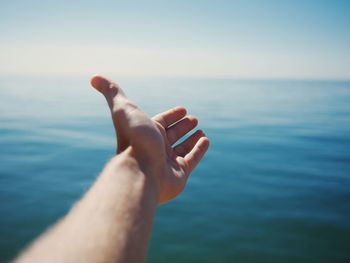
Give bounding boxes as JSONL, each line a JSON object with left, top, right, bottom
{"left": 0, "top": 76, "right": 349, "bottom": 262}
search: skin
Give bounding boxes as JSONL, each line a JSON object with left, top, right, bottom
{"left": 15, "top": 75, "right": 209, "bottom": 263}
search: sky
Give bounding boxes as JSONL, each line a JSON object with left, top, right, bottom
{"left": 0, "top": 0, "right": 349, "bottom": 79}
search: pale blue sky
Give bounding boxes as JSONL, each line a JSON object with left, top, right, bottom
{"left": 1, "top": 0, "right": 349, "bottom": 79}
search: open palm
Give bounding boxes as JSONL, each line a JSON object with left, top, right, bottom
{"left": 91, "top": 75, "right": 209, "bottom": 203}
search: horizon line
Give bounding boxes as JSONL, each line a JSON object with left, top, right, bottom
{"left": 0, "top": 73, "right": 349, "bottom": 82}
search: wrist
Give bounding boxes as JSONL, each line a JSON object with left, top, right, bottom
{"left": 103, "top": 149, "right": 160, "bottom": 204}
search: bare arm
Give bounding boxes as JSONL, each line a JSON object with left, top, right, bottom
{"left": 15, "top": 76, "right": 209, "bottom": 263}
{"left": 16, "top": 150, "right": 157, "bottom": 263}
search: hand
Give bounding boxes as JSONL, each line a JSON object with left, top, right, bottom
{"left": 90, "top": 75, "right": 209, "bottom": 203}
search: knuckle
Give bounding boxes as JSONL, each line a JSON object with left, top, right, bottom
{"left": 156, "top": 115, "right": 166, "bottom": 126}
{"left": 109, "top": 83, "right": 120, "bottom": 96}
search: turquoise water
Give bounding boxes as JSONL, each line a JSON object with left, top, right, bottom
{"left": 0, "top": 77, "right": 350, "bottom": 262}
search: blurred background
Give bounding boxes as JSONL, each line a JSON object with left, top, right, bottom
{"left": 0, "top": 1, "right": 350, "bottom": 262}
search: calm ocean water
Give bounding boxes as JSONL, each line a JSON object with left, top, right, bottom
{"left": 0, "top": 76, "right": 349, "bottom": 262}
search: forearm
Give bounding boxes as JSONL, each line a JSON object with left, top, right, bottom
{"left": 16, "top": 149, "right": 158, "bottom": 263}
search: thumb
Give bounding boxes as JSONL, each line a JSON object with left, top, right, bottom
{"left": 90, "top": 75, "right": 130, "bottom": 153}
{"left": 90, "top": 75, "right": 127, "bottom": 101}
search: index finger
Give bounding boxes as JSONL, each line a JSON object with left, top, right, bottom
{"left": 152, "top": 106, "right": 187, "bottom": 128}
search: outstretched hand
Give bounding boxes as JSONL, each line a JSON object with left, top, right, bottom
{"left": 90, "top": 76, "right": 209, "bottom": 203}
{"left": 13, "top": 75, "right": 209, "bottom": 263}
